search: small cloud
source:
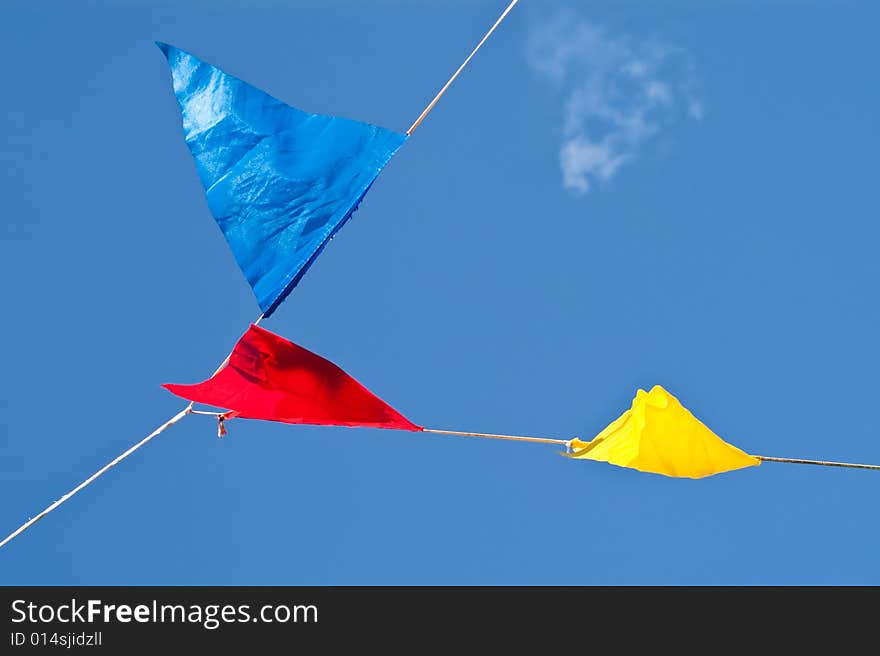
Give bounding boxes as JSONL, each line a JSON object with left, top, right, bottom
{"left": 688, "top": 99, "right": 706, "bottom": 121}
{"left": 646, "top": 81, "right": 673, "bottom": 107}
{"left": 560, "top": 137, "right": 629, "bottom": 194}
{"left": 623, "top": 60, "right": 648, "bottom": 79}
{"left": 527, "top": 12, "right": 703, "bottom": 196}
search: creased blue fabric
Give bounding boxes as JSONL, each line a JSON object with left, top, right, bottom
{"left": 157, "top": 42, "right": 407, "bottom": 317}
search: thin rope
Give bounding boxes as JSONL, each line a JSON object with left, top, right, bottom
{"left": 0, "top": 314, "right": 266, "bottom": 550}
{"left": 406, "top": 0, "right": 519, "bottom": 135}
{"left": 0, "top": 406, "right": 192, "bottom": 550}
{"left": 183, "top": 415, "right": 880, "bottom": 470}
{"left": 755, "top": 455, "right": 880, "bottom": 471}
{"left": 422, "top": 427, "right": 569, "bottom": 447}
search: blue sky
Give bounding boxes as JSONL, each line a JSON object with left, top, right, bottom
{"left": 1, "top": 0, "right": 878, "bottom": 584}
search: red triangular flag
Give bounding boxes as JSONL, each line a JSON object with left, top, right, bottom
{"left": 164, "top": 325, "right": 422, "bottom": 431}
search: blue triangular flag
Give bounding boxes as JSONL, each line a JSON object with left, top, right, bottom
{"left": 157, "top": 42, "right": 407, "bottom": 317}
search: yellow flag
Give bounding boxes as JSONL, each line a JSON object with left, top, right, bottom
{"left": 565, "top": 386, "right": 760, "bottom": 479}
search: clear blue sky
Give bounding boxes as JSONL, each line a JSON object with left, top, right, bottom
{"left": 1, "top": 0, "right": 878, "bottom": 584}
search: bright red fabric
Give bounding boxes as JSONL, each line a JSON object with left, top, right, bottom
{"left": 163, "top": 325, "right": 422, "bottom": 431}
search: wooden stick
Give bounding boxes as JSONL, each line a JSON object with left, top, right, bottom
{"left": 406, "top": 0, "right": 520, "bottom": 135}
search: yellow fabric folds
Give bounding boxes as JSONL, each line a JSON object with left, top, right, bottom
{"left": 565, "top": 386, "right": 760, "bottom": 479}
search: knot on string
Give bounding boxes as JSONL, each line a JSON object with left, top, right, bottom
{"left": 217, "top": 415, "right": 227, "bottom": 438}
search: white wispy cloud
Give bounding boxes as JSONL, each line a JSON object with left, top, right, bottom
{"left": 527, "top": 13, "right": 703, "bottom": 195}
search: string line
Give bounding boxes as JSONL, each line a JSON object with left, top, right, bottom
{"left": 406, "top": 0, "right": 519, "bottom": 135}
{"left": 0, "top": 314, "right": 264, "bottom": 550}
{"left": 190, "top": 416, "right": 880, "bottom": 471}
{"left": 0, "top": 406, "right": 192, "bottom": 550}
